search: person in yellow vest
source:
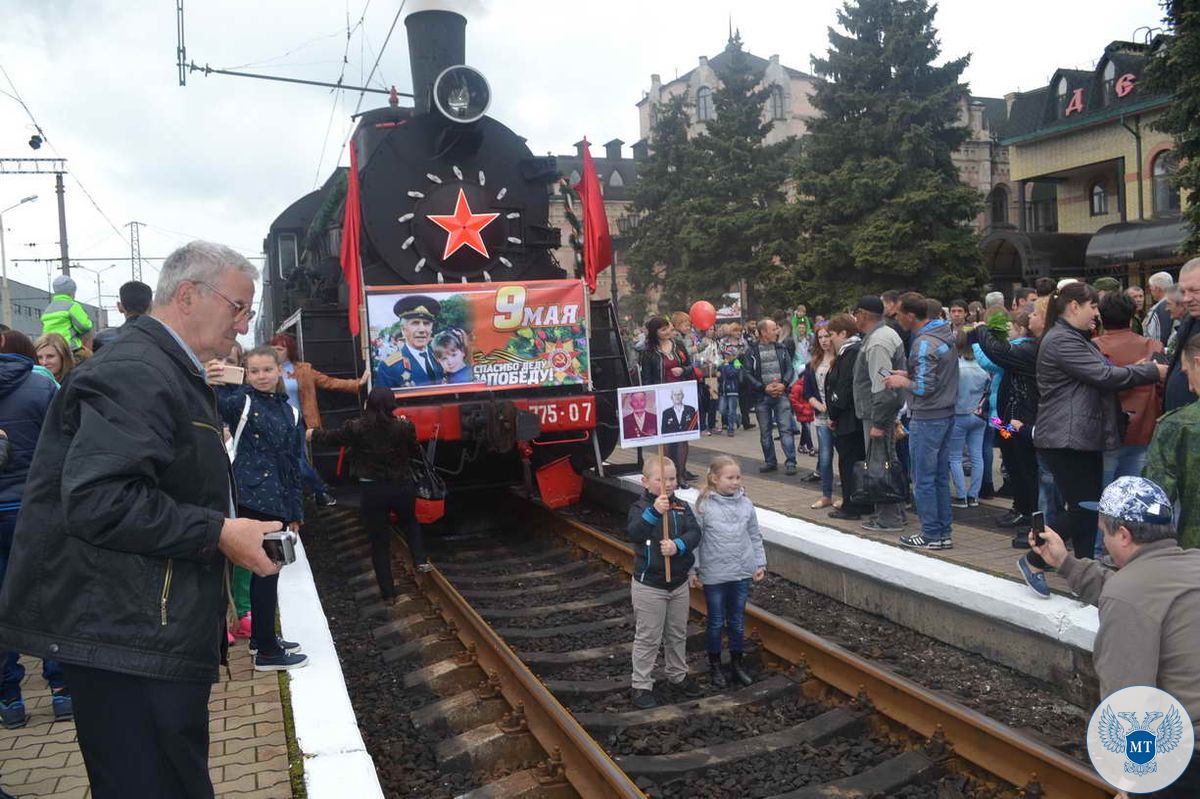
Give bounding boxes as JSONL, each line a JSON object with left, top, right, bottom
{"left": 41, "top": 275, "right": 94, "bottom": 355}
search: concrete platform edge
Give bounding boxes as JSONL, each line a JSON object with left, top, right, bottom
{"left": 279, "top": 537, "right": 386, "bottom": 799}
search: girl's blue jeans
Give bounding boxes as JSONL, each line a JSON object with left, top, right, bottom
{"left": 703, "top": 578, "right": 750, "bottom": 655}
{"left": 816, "top": 424, "right": 835, "bottom": 497}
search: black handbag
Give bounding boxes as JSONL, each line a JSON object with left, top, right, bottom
{"left": 851, "top": 437, "right": 908, "bottom": 506}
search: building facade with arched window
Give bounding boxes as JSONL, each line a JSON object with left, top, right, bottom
{"left": 980, "top": 37, "right": 1187, "bottom": 294}
{"left": 636, "top": 37, "right": 819, "bottom": 146}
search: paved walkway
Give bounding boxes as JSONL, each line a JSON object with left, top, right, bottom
{"left": 0, "top": 643, "right": 293, "bottom": 798}
{"left": 608, "top": 426, "right": 1071, "bottom": 593}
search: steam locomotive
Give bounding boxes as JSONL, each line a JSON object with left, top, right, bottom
{"left": 258, "top": 8, "right": 630, "bottom": 488}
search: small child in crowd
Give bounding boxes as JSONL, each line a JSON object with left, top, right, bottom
{"left": 211, "top": 346, "right": 308, "bottom": 671}
{"left": 690, "top": 456, "right": 765, "bottom": 688}
{"left": 718, "top": 346, "right": 741, "bottom": 437}
{"left": 627, "top": 456, "right": 702, "bottom": 709}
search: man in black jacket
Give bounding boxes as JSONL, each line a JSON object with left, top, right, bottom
{"left": 743, "top": 319, "right": 797, "bottom": 474}
{"left": 0, "top": 241, "right": 280, "bottom": 798}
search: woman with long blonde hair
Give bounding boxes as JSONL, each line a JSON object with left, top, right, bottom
{"left": 34, "top": 333, "right": 74, "bottom": 385}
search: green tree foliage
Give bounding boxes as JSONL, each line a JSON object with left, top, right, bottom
{"left": 779, "top": 0, "right": 983, "bottom": 309}
{"left": 627, "top": 35, "right": 795, "bottom": 316}
{"left": 1145, "top": 4, "right": 1200, "bottom": 253}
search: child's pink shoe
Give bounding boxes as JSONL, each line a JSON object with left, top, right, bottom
{"left": 233, "top": 613, "right": 252, "bottom": 639}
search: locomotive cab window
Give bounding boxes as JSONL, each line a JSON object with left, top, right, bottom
{"left": 277, "top": 233, "right": 299, "bottom": 280}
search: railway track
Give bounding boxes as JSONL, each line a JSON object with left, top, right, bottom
{"left": 315, "top": 496, "right": 1111, "bottom": 799}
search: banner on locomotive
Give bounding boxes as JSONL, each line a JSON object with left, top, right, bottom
{"left": 366, "top": 279, "right": 591, "bottom": 397}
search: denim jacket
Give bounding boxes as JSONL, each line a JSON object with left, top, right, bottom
{"left": 217, "top": 386, "right": 305, "bottom": 523}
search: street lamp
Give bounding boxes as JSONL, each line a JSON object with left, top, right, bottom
{"left": 0, "top": 195, "right": 38, "bottom": 329}
{"left": 72, "top": 263, "right": 119, "bottom": 331}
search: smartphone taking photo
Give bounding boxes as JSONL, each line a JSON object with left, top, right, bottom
{"left": 1030, "top": 511, "right": 1045, "bottom": 548}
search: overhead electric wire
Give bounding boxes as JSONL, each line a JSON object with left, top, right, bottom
{"left": 1, "top": 63, "right": 133, "bottom": 252}
{"left": 352, "top": 0, "right": 405, "bottom": 118}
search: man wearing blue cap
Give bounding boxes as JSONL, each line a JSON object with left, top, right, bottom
{"left": 1031, "top": 476, "right": 1200, "bottom": 797}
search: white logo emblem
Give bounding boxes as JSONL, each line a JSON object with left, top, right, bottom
{"left": 1087, "top": 686, "right": 1195, "bottom": 793}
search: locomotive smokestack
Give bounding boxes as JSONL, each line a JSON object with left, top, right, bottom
{"left": 405, "top": 9, "right": 467, "bottom": 114}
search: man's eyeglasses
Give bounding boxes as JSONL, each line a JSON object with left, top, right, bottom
{"left": 198, "top": 281, "right": 256, "bottom": 321}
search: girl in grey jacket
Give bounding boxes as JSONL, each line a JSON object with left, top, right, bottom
{"left": 690, "top": 456, "right": 766, "bottom": 688}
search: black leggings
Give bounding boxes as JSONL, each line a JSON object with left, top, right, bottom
{"left": 237, "top": 506, "right": 285, "bottom": 656}
{"left": 360, "top": 480, "right": 425, "bottom": 599}
{"left": 1038, "top": 448, "right": 1103, "bottom": 559}
{"left": 1002, "top": 437, "right": 1039, "bottom": 517}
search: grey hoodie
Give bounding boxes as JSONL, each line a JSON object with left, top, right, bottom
{"left": 691, "top": 488, "right": 766, "bottom": 584}
{"left": 905, "top": 319, "right": 959, "bottom": 420}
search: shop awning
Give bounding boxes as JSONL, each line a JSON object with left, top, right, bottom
{"left": 1085, "top": 219, "right": 1189, "bottom": 270}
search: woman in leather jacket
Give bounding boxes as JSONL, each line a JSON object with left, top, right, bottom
{"left": 1034, "top": 283, "right": 1164, "bottom": 560}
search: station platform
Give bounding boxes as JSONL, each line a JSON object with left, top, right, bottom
{"left": 0, "top": 644, "right": 292, "bottom": 799}
{"left": 0, "top": 521, "right": 381, "bottom": 799}
{"left": 597, "top": 430, "right": 1100, "bottom": 702}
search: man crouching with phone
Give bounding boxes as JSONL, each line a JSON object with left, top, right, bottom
{"left": 1030, "top": 476, "right": 1200, "bottom": 798}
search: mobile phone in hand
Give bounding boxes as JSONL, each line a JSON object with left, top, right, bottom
{"left": 878, "top": 366, "right": 892, "bottom": 378}
{"left": 1030, "top": 511, "right": 1045, "bottom": 547}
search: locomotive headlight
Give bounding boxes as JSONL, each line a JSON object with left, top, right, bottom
{"left": 432, "top": 65, "right": 490, "bottom": 124}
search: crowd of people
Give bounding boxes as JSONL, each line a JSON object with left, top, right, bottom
{"left": 0, "top": 241, "right": 425, "bottom": 798}
{"left": 629, "top": 266, "right": 1200, "bottom": 794}
{"left": 634, "top": 265, "right": 1199, "bottom": 584}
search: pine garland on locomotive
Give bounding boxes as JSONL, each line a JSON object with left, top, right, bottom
{"left": 259, "top": 9, "right": 629, "bottom": 489}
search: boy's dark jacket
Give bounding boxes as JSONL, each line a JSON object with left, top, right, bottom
{"left": 627, "top": 491, "right": 701, "bottom": 590}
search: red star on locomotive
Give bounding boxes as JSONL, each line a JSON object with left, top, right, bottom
{"left": 426, "top": 187, "right": 500, "bottom": 260}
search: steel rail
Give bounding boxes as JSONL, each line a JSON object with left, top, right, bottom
{"left": 403, "top": 550, "right": 645, "bottom": 798}
{"left": 534, "top": 502, "right": 1112, "bottom": 799}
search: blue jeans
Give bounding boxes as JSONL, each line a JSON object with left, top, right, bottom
{"left": 949, "top": 414, "right": 986, "bottom": 500}
{"left": 703, "top": 579, "right": 750, "bottom": 655}
{"left": 719, "top": 395, "right": 739, "bottom": 431}
{"left": 1102, "top": 445, "right": 1148, "bottom": 488}
{"left": 1096, "top": 445, "right": 1149, "bottom": 555}
{"left": 1037, "top": 452, "right": 1064, "bottom": 529}
{"left": 816, "top": 424, "right": 835, "bottom": 497}
{"left": 981, "top": 425, "right": 996, "bottom": 492}
{"left": 755, "top": 395, "right": 796, "bottom": 467}
{"left": 909, "top": 416, "right": 954, "bottom": 541}
{"left": 0, "top": 511, "right": 64, "bottom": 701}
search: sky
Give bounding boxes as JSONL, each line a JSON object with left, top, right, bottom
{"left": 0, "top": 0, "right": 1169, "bottom": 326}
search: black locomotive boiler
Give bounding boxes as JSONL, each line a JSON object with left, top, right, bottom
{"left": 259, "top": 8, "right": 630, "bottom": 489}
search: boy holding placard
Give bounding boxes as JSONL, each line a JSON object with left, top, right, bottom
{"left": 626, "top": 455, "right": 702, "bottom": 710}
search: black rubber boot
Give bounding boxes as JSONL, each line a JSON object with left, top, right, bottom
{"left": 708, "top": 654, "right": 727, "bottom": 689}
{"left": 730, "top": 652, "right": 753, "bottom": 687}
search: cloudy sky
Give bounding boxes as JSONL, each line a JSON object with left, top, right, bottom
{"left": 0, "top": 0, "right": 1167, "bottom": 322}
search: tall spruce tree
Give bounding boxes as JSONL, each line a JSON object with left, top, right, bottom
{"left": 626, "top": 94, "right": 698, "bottom": 315}
{"left": 1145, "top": 3, "right": 1200, "bottom": 253}
{"left": 782, "top": 0, "right": 983, "bottom": 308}
{"left": 683, "top": 34, "right": 795, "bottom": 298}
{"left": 628, "top": 34, "right": 794, "bottom": 314}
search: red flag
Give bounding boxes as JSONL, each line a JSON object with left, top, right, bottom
{"left": 573, "top": 138, "right": 613, "bottom": 294}
{"left": 339, "top": 142, "right": 363, "bottom": 336}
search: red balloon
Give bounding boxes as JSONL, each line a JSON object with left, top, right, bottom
{"left": 689, "top": 300, "right": 717, "bottom": 332}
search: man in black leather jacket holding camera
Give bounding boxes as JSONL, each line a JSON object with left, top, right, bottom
{"left": 0, "top": 242, "right": 281, "bottom": 799}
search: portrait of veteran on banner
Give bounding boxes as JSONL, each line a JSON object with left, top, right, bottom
{"left": 374, "top": 295, "right": 448, "bottom": 388}
{"left": 617, "top": 382, "right": 701, "bottom": 450}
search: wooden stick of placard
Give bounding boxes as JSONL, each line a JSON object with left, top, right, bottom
{"left": 658, "top": 444, "right": 671, "bottom": 582}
